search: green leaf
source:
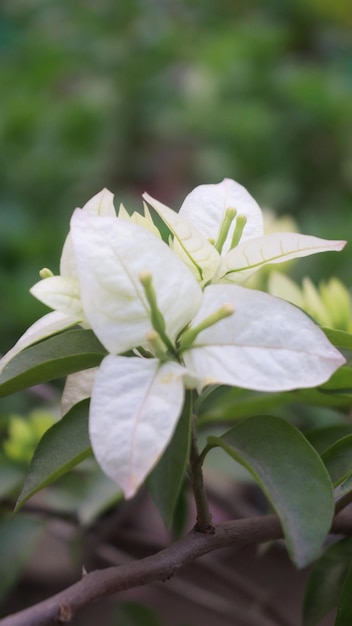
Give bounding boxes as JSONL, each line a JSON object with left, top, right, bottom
{"left": 198, "top": 386, "right": 292, "bottom": 424}
{"left": 147, "top": 391, "right": 192, "bottom": 527}
{"left": 0, "top": 329, "right": 107, "bottom": 398}
{"left": 322, "top": 435, "right": 352, "bottom": 486}
{"left": 0, "top": 515, "right": 46, "bottom": 602}
{"left": 198, "top": 383, "right": 352, "bottom": 426}
{"left": 335, "top": 557, "right": 352, "bottom": 625}
{"left": 322, "top": 328, "right": 352, "bottom": 351}
{"left": 320, "top": 366, "right": 352, "bottom": 392}
{"left": 15, "top": 399, "right": 92, "bottom": 511}
{"left": 305, "top": 425, "right": 352, "bottom": 455}
{"left": 303, "top": 537, "right": 352, "bottom": 626}
{"left": 207, "top": 415, "right": 334, "bottom": 568}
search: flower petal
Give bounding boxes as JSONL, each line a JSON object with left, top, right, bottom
{"left": 61, "top": 368, "right": 97, "bottom": 415}
{"left": 143, "top": 192, "right": 220, "bottom": 285}
{"left": 217, "top": 232, "right": 346, "bottom": 284}
{"left": 179, "top": 178, "right": 264, "bottom": 251}
{"left": 70, "top": 211, "right": 202, "bottom": 354}
{"left": 0, "top": 312, "right": 78, "bottom": 373}
{"left": 60, "top": 189, "right": 116, "bottom": 277}
{"left": 183, "top": 284, "right": 345, "bottom": 392}
{"left": 89, "top": 355, "right": 186, "bottom": 498}
{"left": 80, "top": 188, "right": 116, "bottom": 217}
{"left": 30, "top": 276, "right": 85, "bottom": 320}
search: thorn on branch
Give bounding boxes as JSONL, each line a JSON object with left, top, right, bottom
{"left": 57, "top": 604, "right": 72, "bottom": 624}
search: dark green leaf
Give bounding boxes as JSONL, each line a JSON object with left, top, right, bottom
{"left": 305, "top": 425, "right": 352, "bottom": 455}
{"left": 322, "top": 435, "right": 352, "bottom": 486}
{"left": 148, "top": 391, "right": 192, "bottom": 527}
{"left": 198, "top": 384, "right": 352, "bottom": 426}
{"left": 207, "top": 415, "right": 334, "bottom": 568}
{"left": 0, "top": 515, "right": 46, "bottom": 602}
{"left": 0, "top": 329, "right": 107, "bottom": 398}
{"left": 198, "top": 386, "right": 292, "bottom": 424}
{"left": 15, "top": 399, "right": 92, "bottom": 511}
{"left": 335, "top": 557, "right": 352, "bottom": 625}
{"left": 303, "top": 537, "right": 352, "bottom": 626}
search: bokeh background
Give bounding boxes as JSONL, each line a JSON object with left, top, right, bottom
{"left": 1, "top": 0, "right": 352, "bottom": 353}
{"left": 1, "top": 2, "right": 352, "bottom": 624}
{"left": 0, "top": 0, "right": 352, "bottom": 626}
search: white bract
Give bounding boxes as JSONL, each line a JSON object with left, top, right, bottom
{"left": 143, "top": 178, "right": 346, "bottom": 286}
{"left": 0, "top": 183, "right": 346, "bottom": 499}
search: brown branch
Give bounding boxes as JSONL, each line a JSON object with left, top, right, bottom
{"left": 2, "top": 511, "right": 352, "bottom": 626}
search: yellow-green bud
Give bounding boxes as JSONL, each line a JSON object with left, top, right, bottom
{"left": 39, "top": 268, "right": 54, "bottom": 279}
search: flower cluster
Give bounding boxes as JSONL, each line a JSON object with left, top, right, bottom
{"left": 1, "top": 179, "right": 346, "bottom": 497}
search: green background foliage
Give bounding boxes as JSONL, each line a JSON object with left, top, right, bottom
{"left": 0, "top": 0, "right": 351, "bottom": 350}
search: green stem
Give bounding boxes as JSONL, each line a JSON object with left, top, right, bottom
{"left": 189, "top": 409, "right": 214, "bottom": 533}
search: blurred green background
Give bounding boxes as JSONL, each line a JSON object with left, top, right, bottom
{"left": 1, "top": 0, "right": 352, "bottom": 352}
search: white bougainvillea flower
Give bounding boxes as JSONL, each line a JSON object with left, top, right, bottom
{"left": 143, "top": 178, "right": 346, "bottom": 286}
{"left": 52, "top": 211, "right": 344, "bottom": 498}
{"left": 1, "top": 186, "right": 346, "bottom": 500}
